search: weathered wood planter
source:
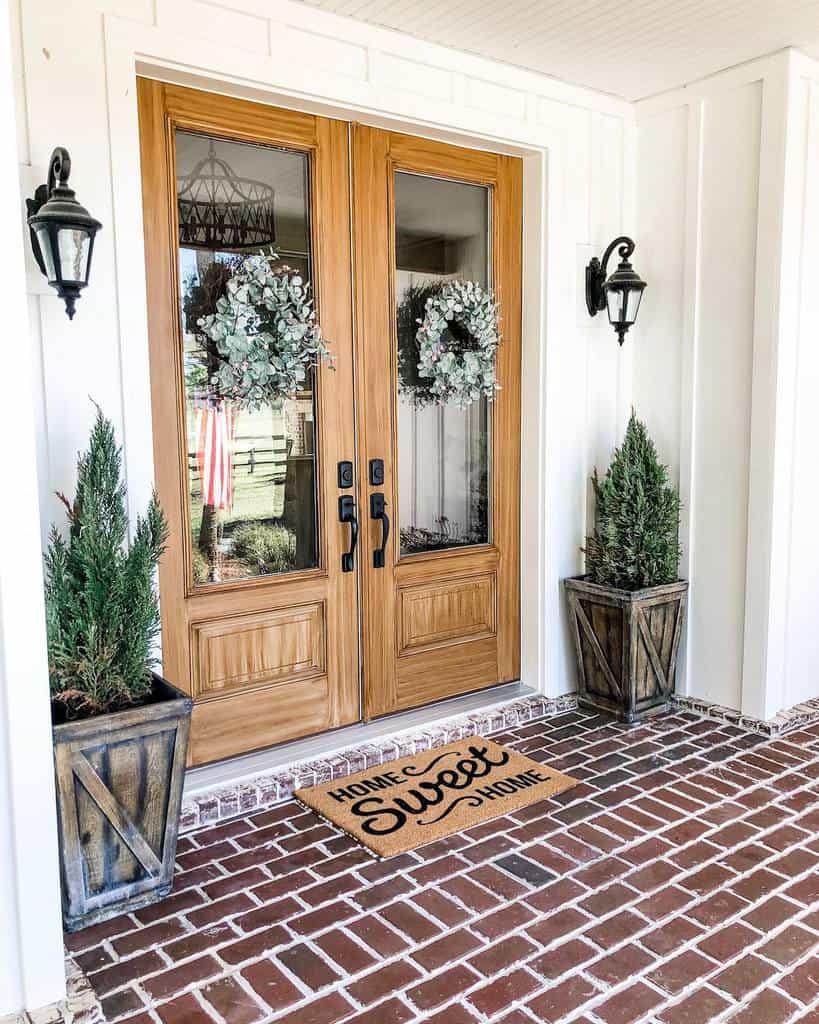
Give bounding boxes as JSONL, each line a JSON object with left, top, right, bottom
{"left": 52, "top": 675, "right": 192, "bottom": 932}
{"left": 564, "top": 576, "right": 688, "bottom": 722}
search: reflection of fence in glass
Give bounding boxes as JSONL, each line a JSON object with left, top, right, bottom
{"left": 189, "top": 444, "right": 288, "bottom": 479}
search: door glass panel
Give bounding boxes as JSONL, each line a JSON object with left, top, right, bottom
{"left": 174, "top": 130, "right": 318, "bottom": 586}
{"left": 395, "top": 171, "right": 492, "bottom": 556}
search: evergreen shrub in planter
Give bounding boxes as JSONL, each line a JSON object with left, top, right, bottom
{"left": 564, "top": 412, "right": 688, "bottom": 722}
{"left": 45, "top": 410, "right": 192, "bottom": 931}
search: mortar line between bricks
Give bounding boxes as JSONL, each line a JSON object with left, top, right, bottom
{"left": 97, "top": 737, "right": 817, "bottom": 1016}
{"left": 321, "top": 740, "right": 819, "bottom": 1022}
{"left": 422, "top": 847, "right": 819, "bottom": 1024}
{"left": 503, "top": 807, "right": 819, "bottom": 1016}
{"left": 619, "top": 928, "right": 819, "bottom": 1024}
{"left": 102, "top": 819, "right": 806, "bottom": 1011}
{"left": 78, "top": 711, "right": 819, "bottom": 1024}
{"left": 418, "top": 742, "right": 819, "bottom": 1019}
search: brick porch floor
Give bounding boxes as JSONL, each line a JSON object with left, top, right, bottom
{"left": 66, "top": 708, "right": 819, "bottom": 1024}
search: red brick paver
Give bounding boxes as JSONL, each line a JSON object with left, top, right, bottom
{"left": 70, "top": 708, "right": 819, "bottom": 1023}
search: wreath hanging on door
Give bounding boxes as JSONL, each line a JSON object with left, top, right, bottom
{"left": 415, "top": 280, "right": 501, "bottom": 409}
{"left": 197, "top": 254, "right": 333, "bottom": 412}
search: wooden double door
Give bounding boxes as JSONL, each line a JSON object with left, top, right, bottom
{"left": 138, "top": 81, "right": 521, "bottom": 766}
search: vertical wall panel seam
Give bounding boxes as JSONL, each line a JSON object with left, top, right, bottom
{"left": 741, "top": 58, "right": 789, "bottom": 720}
{"left": 677, "top": 97, "right": 704, "bottom": 697}
{"left": 780, "top": 77, "right": 814, "bottom": 711}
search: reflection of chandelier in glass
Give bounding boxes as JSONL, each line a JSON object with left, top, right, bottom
{"left": 177, "top": 141, "right": 276, "bottom": 251}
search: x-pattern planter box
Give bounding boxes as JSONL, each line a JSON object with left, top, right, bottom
{"left": 52, "top": 675, "right": 192, "bottom": 932}
{"left": 564, "top": 575, "right": 688, "bottom": 722}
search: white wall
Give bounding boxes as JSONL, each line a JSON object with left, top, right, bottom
{"left": 636, "top": 50, "right": 819, "bottom": 720}
{"left": 782, "top": 56, "right": 819, "bottom": 713}
{"left": 1, "top": 1, "right": 65, "bottom": 1014}
{"left": 12, "top": 0, "right": 635, "bottom": 713}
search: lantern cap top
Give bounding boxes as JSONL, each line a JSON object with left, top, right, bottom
{"left": 604, "top": 257, "right": 647, "bottom": 294}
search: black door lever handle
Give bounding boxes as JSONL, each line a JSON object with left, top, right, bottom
{"left": 338, "top": 495, "right": 358, "bottom": 572}
{"left": 370, "top": 492, "right": 390, "bottom": 569}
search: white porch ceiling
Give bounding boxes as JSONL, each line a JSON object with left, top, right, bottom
{"left": 295, "top": 0, "right": 819, "bottom": 101}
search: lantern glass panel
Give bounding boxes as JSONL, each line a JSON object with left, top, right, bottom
{"left": 606, "top": 286, "right": 627, "bottom": 326}
{"left": 626, "top": 287, "right": 643, "bottom": 323}
{"left": 56, "top": 226, "right": 91, "bottom": 284}
{"left": 36, "top": 225, "right": 57, "bottom": 281}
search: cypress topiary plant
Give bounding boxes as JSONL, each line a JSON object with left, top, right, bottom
{"left": 585, "top": 411, "right": 681, "bottom": 590}
{"left": 44, "top": 408, "right": 168, "bottom": 718}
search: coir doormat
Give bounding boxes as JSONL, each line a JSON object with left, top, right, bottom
{"left": 295, "top": 737, "right": 577, "bottom": 858}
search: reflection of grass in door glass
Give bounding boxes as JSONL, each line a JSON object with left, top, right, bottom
{"left": 188, "top": 403, "right": 311, "bottom": 584}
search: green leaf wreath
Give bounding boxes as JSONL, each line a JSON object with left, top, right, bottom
{"left": 197, "top": 254, "right": 333, "bottom": 411}
{"left": 416, "top": 280, "right": 501, "bottom": 409}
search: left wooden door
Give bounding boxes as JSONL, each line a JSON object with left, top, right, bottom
{"left": 137, "top": 80, "right": 359, "bottom": 765}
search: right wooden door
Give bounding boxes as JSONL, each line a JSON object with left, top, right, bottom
{"left": 353, "top": 126, "right": 522, "bottom": 717}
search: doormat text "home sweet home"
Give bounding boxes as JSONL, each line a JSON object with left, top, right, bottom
{"left": 295, "top": 737, "right": 577, "bottom": 858}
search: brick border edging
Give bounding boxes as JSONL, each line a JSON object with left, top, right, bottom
{"left": 672, "top": 692, "right": 819, "bottom": 737}
{"left": 179, "top": 690, "right": 819, "bottom": 835}
{"left": 179, "top": 694, "right": 579, "bottom": 834}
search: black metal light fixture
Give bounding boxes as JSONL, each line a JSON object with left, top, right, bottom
{"left": 585, "top": 235, "right": 646, "bottom": 345}
{"left": 27, "top": 147, "right": 102, "bottom": 320}
{"left": 176, "top": 140, "right": 276, "bottom": 251}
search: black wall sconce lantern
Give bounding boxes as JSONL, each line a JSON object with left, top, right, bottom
{"left": 585, "top": 235, "right": 646, "bottom": 345}
{"left": 27, "top": 148, "right": 102, "bottom": 320}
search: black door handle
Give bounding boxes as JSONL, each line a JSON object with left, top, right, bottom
{"left": 370, "top": 492, "right": 390, "bottom": 568}
{"left": 338, "top": 496, "right": 358, "bottom": 572}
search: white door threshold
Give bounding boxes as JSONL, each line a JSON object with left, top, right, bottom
{"left": 180, "top": 684, "right": 579, "bottom": 832}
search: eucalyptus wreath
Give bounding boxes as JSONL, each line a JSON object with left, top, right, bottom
{"left": 197, "top": 254, "right": 332, "bottom": 411}
{"left": 416, "top": 280, "right": 501, "bottom": 409}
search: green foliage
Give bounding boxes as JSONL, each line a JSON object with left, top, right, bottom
{"left": 198, "top": 254, "right": 333, "bottom": 411}
{"left": 416, "top": 280, "right": 501, "bottom": 409}
{"left": 44, "top": 409, "right": 168, "bottom": 717}
{"left": 231, "top": 522, "right": 296, "bottom": 575}
{"left": 191, "top": 546, "right": 210, "bottom": 585}
{"left": 585, "top": 412, "right": 681, "bottom": 591}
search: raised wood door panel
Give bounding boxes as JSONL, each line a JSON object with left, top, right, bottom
{"left": 137, "top": 80, "right": 359, "bottom": 765}
{"left": 353, "top": 125, "right": 522, "bottom": 717}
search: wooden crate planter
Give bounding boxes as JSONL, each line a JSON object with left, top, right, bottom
{"left": 564, "top": 576, "right": 688, "bottom": 722}
{"left": 53, "top": 675, "right": 192, "bottom": 932}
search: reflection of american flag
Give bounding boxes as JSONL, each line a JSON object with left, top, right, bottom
{"left": 196, "top": 403, "right": 237, "bottom": 510}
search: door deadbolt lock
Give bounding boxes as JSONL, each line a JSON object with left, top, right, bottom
{"left": 369, "top": 458, "right": 384, "bottom": 486}
{"left": 337, "top": 460, "right": 353, "bottom": 489}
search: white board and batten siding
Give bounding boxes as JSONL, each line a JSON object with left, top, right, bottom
{"left": 635, "top": 50, "right": 819, "bottom": 720}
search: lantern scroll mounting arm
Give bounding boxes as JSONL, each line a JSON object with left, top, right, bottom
{"left": 27, "top": 148, "right": 71, "bottom": 276}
